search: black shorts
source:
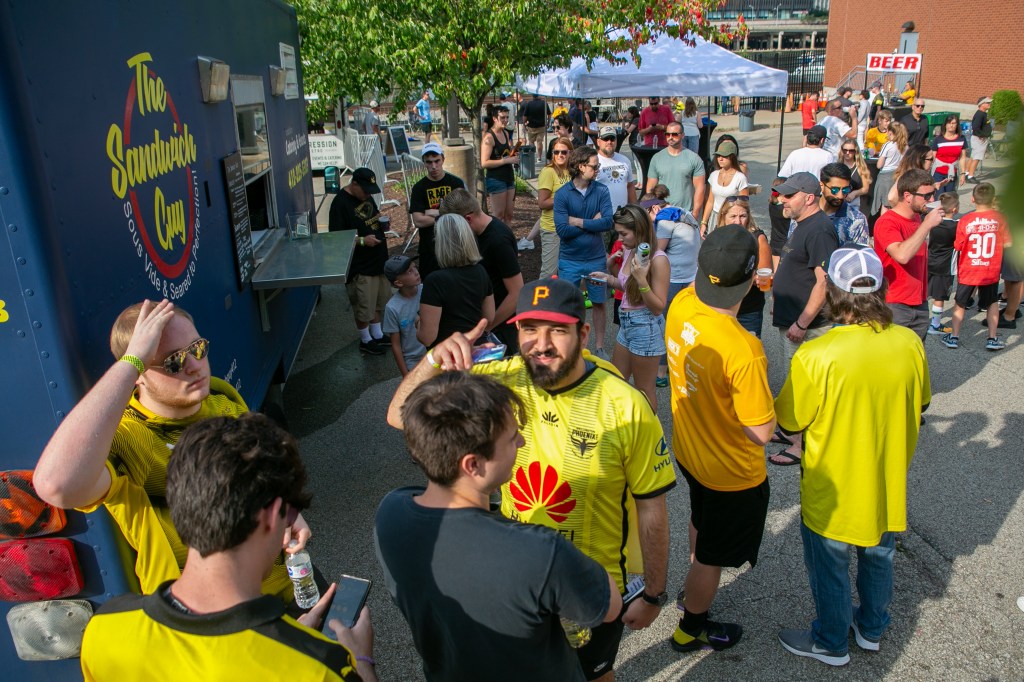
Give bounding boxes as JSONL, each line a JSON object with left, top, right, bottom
{"left": 955, "top": 282, "right": 999, "bottom": 310}
{"left": 928, "top": 273, "right": 954, "bottom": 302}
{"left": 679, "top": 463, "right": 769, "bottom": 569}
{"left": 1003, "top": 254, "right": 1024, "bottom": 282}
{"left": 577, "top": 619, "right": 625, "bottom": 680}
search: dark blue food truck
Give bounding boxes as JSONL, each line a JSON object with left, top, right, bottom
{"left": 0, "top": 1, "right": 347, "bottom": 676}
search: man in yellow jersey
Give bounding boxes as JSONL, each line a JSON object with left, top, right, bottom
{"left": 81, "top": 414, "right": 377, "bottom": 682}
{"left": 775, "top": 248, "right": 929, "bottom": 667}
{"left": 34, "top": 300, "right": 312, "bottom": 603}
{"left": 664, "top": 225, "right": 776, "bottom": 654}
{"left": 388, "top": 278, "right": 676, "bottom": 682}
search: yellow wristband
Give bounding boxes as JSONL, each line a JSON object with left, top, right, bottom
{"left": 638, "top": 286, "right": 651, "bottom": 293}
{"left": 119, "top": 354, "right": 145, "bottom": 375}
{"left": 426, "top": 351, "right": 442, "bottom": 370}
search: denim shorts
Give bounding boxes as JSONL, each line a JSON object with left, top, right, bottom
{"left": 616, "top": 307, "right": 666, "bottom": 356}
{"left": 559, "top": 257, "right": 609, "bottom": 304}
{"left": 485, "top": 174, "right": 515, "bottom": 195}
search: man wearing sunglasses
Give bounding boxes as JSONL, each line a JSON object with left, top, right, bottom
{"left": 899, "top": 100, "right": 928, "bottom": 147}
{"left": 646, "top": 121, "right": 706, "bottom": 216}
{"left": 786, "top": 164, "right": 868, "bottom": 248}
{"left": 35, "top": 300, "right": 314, "bottom": 607}
{"left": 872, "top": 168, "right": 946, "bottom": 340}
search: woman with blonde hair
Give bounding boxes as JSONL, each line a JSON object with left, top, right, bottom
{"left": 534, "top": 136, "right": 573, "bottom": 278}
{"left": 716, "top": 198, "right": 772, "bottom": 338}
{"left": 838, "top": 140, "right": 872, "bottom": 204}
{"left": 871, "top": 120, "right": 907, "bottom": 216}
{"left": 417, "top": 214, "right": 494, "bottom": 347}
{"left": 590, "top": 204, "right": 670, "bottom": 411}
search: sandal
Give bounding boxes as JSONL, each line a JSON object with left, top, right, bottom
{"left": 769, "top": 429, "right": 793, "bottom": 446}
{"left": 768, "top": 448, "right": 801, "bottom": 466}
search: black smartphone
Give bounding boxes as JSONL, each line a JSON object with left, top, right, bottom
{"left": 321, "top": 575, "right": 372, "bottom": 637}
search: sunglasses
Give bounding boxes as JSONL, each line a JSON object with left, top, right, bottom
{"left": 552, "top": 149, "right": 569, "bottom": 155}
{"left": 911, "top": 190, "right": 935, "bottom": 200}
{"left": 665, "top": 132, "right": 681, "bottom": 137}
{"left": 585, "top": 163, "right": 600, "bottom": 170}
{"left": 160, "top": 338, "right": 209, "bottom": 374}
{"left": 726, "top": 195, "right": 749, "bottom": 203}
{"left": 842, "top": 148, "right": 857, "bottom": 153}
{"left": 913, "top": 104, "right": 925, "bottom": 109}
{"left": 825, "top": 186, "right": 852, "bottom": 195}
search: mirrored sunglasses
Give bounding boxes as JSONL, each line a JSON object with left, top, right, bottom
{"left": 161, "top": 338, "right": 209, "bottom": 374}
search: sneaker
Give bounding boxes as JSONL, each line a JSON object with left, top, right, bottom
{"left": 850, "top": 622, "right": 880, "bottom": 652}
{"left": 583, "top": 291, "right": 593, "bottom": 309}
{"left": 997, "top": 316, "right": 1018, "bottom": 329}
{"left": 942, "top": 333, "right": 959, "bottom": 349}
{"left": 593, "top": 347, "right": 610, "bottom": 361}
{"left": 516, "top": 237, "right": 535, "bottom": 251}
{"left": 986, "top": 337, "right": 1006, "bottom": 351}
{"left": 359, "top": 339, "right": 385, "bottom": 356}
{"left": 927, "top": 323, "right": 952, "bottom": 335}
{"left": 778, "top": 628, "right": 850, "bottom": 666}
{"left": 671, "top": 620, "right": 743, "bottom": 653}
{"left": 656, "top": 376, "right": 669, "bottom": 388}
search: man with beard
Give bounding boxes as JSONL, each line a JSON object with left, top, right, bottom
{"left": 387, "top": 278, "right": 676, "bottom": 682}
{"left": 786, "top": 164, "right": 868, "bottom": 247}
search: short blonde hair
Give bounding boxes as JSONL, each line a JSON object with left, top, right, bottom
{"left": 434, "top": 214, "right": 481, "bottom": 269}
{"left": 109, "top": 302, "right": 193, "bottom": 358}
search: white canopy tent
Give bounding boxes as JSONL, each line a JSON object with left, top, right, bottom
{"left": 519, "top": 32, "right": 788, "bottom": 99}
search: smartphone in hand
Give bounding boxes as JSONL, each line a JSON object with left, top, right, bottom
{"left": 321, "top": 575, "right": 372, "bottom": 637}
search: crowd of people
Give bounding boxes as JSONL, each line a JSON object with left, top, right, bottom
{"left": 32, "top": 84, "right": 1020, "bottom": 681}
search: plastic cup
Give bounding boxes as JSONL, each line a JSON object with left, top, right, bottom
{"left": 756, "top": 268, "right": 773, "bottom": 292}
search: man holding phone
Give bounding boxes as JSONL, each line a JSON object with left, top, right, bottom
{"left": 81, "top": 414, "right": 377, "bottom": 681}
{"left": 377, "top": 372, "right": 621, "bottom": 681}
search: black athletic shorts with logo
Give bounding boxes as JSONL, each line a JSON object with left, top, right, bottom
{"left": 679, "top": 463, "right": 770, "bottom": 569}
{"left": 577, "top": 619, "right": 625, "bottom": 681}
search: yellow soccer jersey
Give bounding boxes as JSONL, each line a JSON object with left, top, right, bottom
{"left": 474, "top": 354, "right": 676, "bottom": 591}
{"left": 665, "top": 288, "right": 774, "bottom": 491}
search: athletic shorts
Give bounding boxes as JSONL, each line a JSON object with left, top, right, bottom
{"left": 1003, "top": 254, "right": 1024, "bottom": 282}
{"left": 955, "top": 282, "right": 999, "bottom": 310}
{"left": 970, "top": 135, "right": 988, "bottom": 161}
{"left": 559, "top": 257, "right": 609, "bottom": 304}
{"left": 485, "top": 174, "right": 515, "bottom": 195}
{"left": 928, "top": 273, "right": 955, "bottom": 302}
{"left": 420, "top": 121, "right": 433, "bottom": 135}
{"left": 345, "top": 273, "right": 390, "bottom": 324}
{"left": 577, "top": 619, "right": 625, "bottom": 681}
{"left": 679, "top": 463, "right": 769, "bottom": 569}
{"left": 616, "top": 308, "right": 666, "bottom": 356}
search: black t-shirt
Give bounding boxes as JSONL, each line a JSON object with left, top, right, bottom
{"left": 772, "top": 210, "right": 839, "bottom": 329}
{"left": 420, "top": 264, "right": 493, "bottom": 346}
{"left": 409, "top": 173, "right": 466, "bottom": 279}
{"left": 972, "top": 109, "right": 992, "bottom": 138}
{"left": 928, "top": 217, "right": 959, "bottom": 275}
{"left": 869, "top": 95, "right": 885, "bottom": 121}
{"left": 900, "top": 113, "right": 928, "bottom": 147}
{"left": 476, "top": 218, "right": 522, "bottom": 350}
{"left": 328, "top": 189, "right": 387, "bottom": 276}
{"left": 522, "top": 98, "right": 550, "bottom": 128}
{"left": 375, "top": 487, "right": 608, "bottom": 682}
{"left": 768, "top": 199, "right": 790, "bottom": 252}
{"left": 738, "top": 232, "right": 769, "bottom": 315}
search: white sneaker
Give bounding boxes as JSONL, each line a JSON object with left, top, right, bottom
{"left": 517, "top": 237, "right": 534, "bottom": 251}
{"left": 1017, "top": 596, "right": 1024, "bottom": 613}
{"left": 850, "top": 621, "right": 880, "bottom": 651}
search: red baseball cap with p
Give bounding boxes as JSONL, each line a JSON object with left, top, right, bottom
{"left": 507, "top": 277, "right": 586, "bottom": 325}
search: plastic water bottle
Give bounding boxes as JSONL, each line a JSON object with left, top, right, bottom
{"left": 285, "top": 540, "right": 320, "bottom": 609}
{"left": 560, "top": 617, "right": 592, "bottom": 648}
{"left": 635, "top": 242, "right": 651, "bottom": 268}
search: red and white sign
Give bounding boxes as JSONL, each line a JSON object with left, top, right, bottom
{"left": 866, "top": 53, "right": 922, "bottom": 73}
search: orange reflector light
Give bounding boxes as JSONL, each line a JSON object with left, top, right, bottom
{"left": 0, "top": 471, "right": 66, "bottom": 540}
{"left": 0, "top": 539, "right": 84, "bottom": 601}
{"left": 6, "top": 599, "right": 92, "bottom": 660}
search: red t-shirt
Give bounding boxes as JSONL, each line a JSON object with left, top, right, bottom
{"left": 873, "top": 211, "right": 927, "bottom": 305}
{"left": 639, "top": 106, "right": 676, "bottom": 146}
{"left": 955, "top": 209, "right": 1009, "bottom": 286}
{"left": 801, "top": 99, "right": 817, "bottom": 130}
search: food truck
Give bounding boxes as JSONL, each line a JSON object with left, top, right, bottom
{"left": 0, "top": 1, "right": 349, "bottom": 676}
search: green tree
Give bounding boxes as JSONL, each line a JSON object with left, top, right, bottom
{"left": 293, "top": 0, "right": 744, "bottom": 197}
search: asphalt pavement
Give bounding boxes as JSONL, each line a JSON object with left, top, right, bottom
{"left": 294, "top": 122, "right": 1023, "bottom": 681}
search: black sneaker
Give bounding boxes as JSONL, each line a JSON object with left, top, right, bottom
{"left": 671, "top": 620, "right": 742, "bottom": 652}
{"left": 359, "top": 339, "right": 385, "bottom": 356}
{"left": 981, "top": 316, "right": 1019, "bottom": 328}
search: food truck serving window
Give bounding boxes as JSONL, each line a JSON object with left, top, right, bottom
{"left": 231, "top": 75, "right": 278, "bottom": 246}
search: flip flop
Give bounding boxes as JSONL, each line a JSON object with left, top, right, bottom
{"left": 769, "top": 449, "right": 801, "bottom": 467}
{"left": 769, "top": 429, "right": 793, "bottom": 446}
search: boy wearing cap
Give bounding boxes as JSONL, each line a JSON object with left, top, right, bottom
{"left": 387, "top": 277, "right": 675, "bottom": 682}
{"left": 382, "top": 256, "right": 427, "bottom": 376}
{"left": 664, "top": 226, "right": 776, "bottom": 654}
{"left": 775, "top": 248, "right": 930, "bottom": 666}
{"left": 410, "top": 143, "right": 466, "bottom": 280}
{"left": 595, "top": 126, "right": 636, "bottom": 212}
{"left": 329, "top": 167, "right": 390, "bottom": 355}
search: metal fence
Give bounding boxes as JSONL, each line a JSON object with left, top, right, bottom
{"left": 742, "top": 49, "right": 826, "bottom": 96}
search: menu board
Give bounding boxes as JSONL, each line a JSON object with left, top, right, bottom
{"left": 388, "top": 125, "right": 410, "bottom": 163}
{"left": 222, "top": 152, "right": 255, "bottom": 288}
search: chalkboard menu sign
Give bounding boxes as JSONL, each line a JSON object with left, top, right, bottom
{"left": 222, "top": 152, "right": 255, "bottom": 288}
{"left": 388, "top": 126, "right": 410, "bottom": 163}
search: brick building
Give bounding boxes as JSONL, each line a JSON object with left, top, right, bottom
{"left": 824, "top": 0, "right": 1024, "bottom": 106}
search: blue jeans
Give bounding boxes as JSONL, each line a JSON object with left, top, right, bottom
{"left": 684, "top": 135, "right": 699, "bottom": 153}
{"left": 800, "top": 521, "right": 896, "bottom": 653}
{"left": 736, "top": 310, "right": 763, "bottom": 338}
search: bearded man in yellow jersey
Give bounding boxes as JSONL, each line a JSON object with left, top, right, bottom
{"left": 775, "top": 248, "right": 929, "bottom": 667}
{"left": 664, "top": 225, "right": 776, "bottom": 654}
{"left": 35, "top": 300, "right": 313, "bottom": 605}
{"left": 388, "top": 277, "right": 676, "bottom": 682}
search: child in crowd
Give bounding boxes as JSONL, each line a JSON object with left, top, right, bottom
{"left": 382, "top": 255, "right": 427, "bottom": 375}
{"left": 942, "top": 183, "right": 1011, "bottom": 351}
{"left": 926, "top": 192, "right": 959, "bottom": 336}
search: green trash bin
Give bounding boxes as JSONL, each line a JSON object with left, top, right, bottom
{"left": 923, "top": 111, "right": 957, "bottom": 143}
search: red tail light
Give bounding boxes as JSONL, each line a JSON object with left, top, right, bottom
{"left": 0, "top": 539, "right": 84, "bottom": 601}
{"left": 0, "top": 471, "right": 66, "bottom": 540}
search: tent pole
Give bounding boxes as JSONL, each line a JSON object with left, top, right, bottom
{"left": 777, "top": 97, "right": 785, "bottom": 175}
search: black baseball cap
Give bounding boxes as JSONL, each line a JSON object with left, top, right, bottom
{"left": 507, "top": 277, "right": 585, "bottom": 325}
{"left": 694, "top": 225, "right": 757, "bottom": 309}
{"left": 807, "top": 124, "right": 827, "bottom": 139}
{"left": 351, "top": 167, "right": 381, "bottom": 194}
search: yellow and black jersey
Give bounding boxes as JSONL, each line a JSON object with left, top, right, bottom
{"left": 474, "top": 354, "right": 676, "bottom": 591}
{"left": 81, "top": 582, "right": 364, "bottom": 681}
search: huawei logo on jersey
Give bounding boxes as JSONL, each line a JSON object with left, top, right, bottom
{"left": 509, "top": 461, "right": 577, "bottom": 523}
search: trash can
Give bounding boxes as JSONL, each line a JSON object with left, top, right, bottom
{"left": 324, "top": 166, "right": 341, "bottom": 194}
{"left": 519, "top": 145, "right": 537, "bottom": 179}
{"left": 924, "top": 111, "right": 956, "bottom": 143}
{"left": 698, "top": 118, "right": 717, "bottom": 164}
{"left": 738, "top": 109, "right": 755, "bottom": 133}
